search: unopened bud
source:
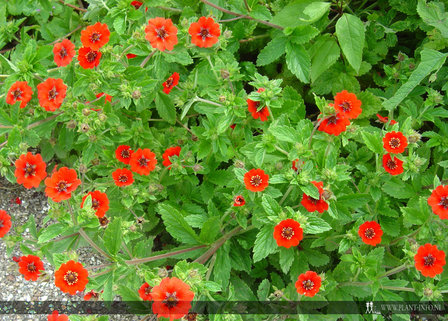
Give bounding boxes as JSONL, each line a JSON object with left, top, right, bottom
{"left": 79, "top": 164, "right": 88, "bottom": 174}
{"left": 136, "top": 217, "right": 145, "bottom": 225}
{"left": 220, "top": 69, "right": 230, "bottom": 79}
{"left": 89, "top": 135, "right": 97, "bottom": 142}
{"left": 177, "top": 139, "right": 184, "bottom": 146}
{"left": 234, "top": 160, "right": 245, "bottom": 168}
{"left": 191, "top": 135, "right": 198, "bottom": 141}
{"left": 273, "top": 290, "right": 283, "bottom": 298}
{"left": 424, "top": 288, "right": 433, "bottom": 297}
{"left": 27, "top": 108, "right": 34, "bottom": 116}
{"left": 322, "top": 189, "right": 332, "bottom": 200}
{"left": 189, "top": 269, "right": 199, "bottom": 278}
{"left": 408, "top": 131, "right": 421, "bottom": 144}
{"left": 91, "top": 158, "right": 100, "bottom": 166}
{"left": 223, "top": 30, "right": 232, "bottom": 39}
{"left": 275, "top": 162, "right": 283, "bottom": 170}
{"left": 158, "top": 268, "right": 169, "bottom": 278}
{"left": 82, "top": 108, "right": 91, "bottom": 116}
{"left": 98, "top": 216, "right": 109, "bottom": 227}
{"left": 409, "top": 63, "right": 415, "bottom": 70}
{"left": 219, "top": 95, "right": 226, "bottom": 102}
{"left": 397, "top": 52, "right": 405, "bottom": 62}
{"left": 117, "top": 126, "right": 126, "bottom": 134}
{"left": 80, "top": 123, "right": 90, "bottom": 133}
{"left": 98, "top": 113, "right": 107, "bottom": 122}
{"left": 132, "top": 90, "right": 141, "bottom": 100}
{"left": 193, "top": 164, "right": 203, "bottom": 172}
{"left": 67, "top": 120, "right": 77, "bottom": 129}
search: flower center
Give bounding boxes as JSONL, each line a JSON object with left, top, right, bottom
{"left": 424, "top": 254, "right": 435, "bottom": 266}
{"left": 92, "top": 199, "right": 100, "bottom": 209}
{"left": 166, "top": 77, "right": 174, "bottom": 87}
{"left": 27, "top": 263, "right": 37, "bottom": 272}
{"left": 0, "top": 220, "right": 3, "bottom": 228}
{"left": 59, "top": 47, "right": 67, "bottom": 58}
{"left": 90, "top": 32, "right": 101, "bottom": 43}
{"left": 250, "top": 175, "right": 262, "bottom": 187}
{"left": 364, "top": 228, "right": 375, "bottom": 239}
{"left": 339, "top": 101, "right": 351, "bottom": 112}
{"left": 156, "top": 27, "right": 168, "bottom": 40}
{"left": 64, "top": 271, "right": 78, "bottom": 285}
{"left": 235, "top": 196, "right": 244, "bottom": 204}
{"left": 309, "top": 197, "right": 319, "bottom": 204}
{"left": 86, "top": 50, "right": 98, "bottom": 63}
{"left": 118, "top": 175, "right": 128, "bottom": 182}
{"left": 56, "top": 180, "right": 69, "bottom": 192}
{"left": 163, "top": 292, "right": 178, "bottom": 308}
{"left": 389, "top": 137, "right": 401, "bottom": 148}
{"left": 386, "top": 159, "right": 397, "bottom": 170}
{"left": 198, "top": 28, "right": 211, "bottom": 40}
{"left": 327, "top": 116, "right": 337, "bottom": 125}
{"left": 439, "top": 196, "right": 448, "bottom": 208}
{"left": 48, "top": 87, "right": 58, "bottom": 100}
{"left": 138, "top": 157, "right": 148, "bottom": 167}
{"left": 121, "top": 150, "right": 130, "bottom": 159}
{"left": 145, "top": 285, "right": 153, "bottom": 295}
{"left": 24, "top": 163, "right": 37, "bottom": 177}
{"left": 281, "top": 227, "right": 294, "bottom": 240}
{"left": 302, "top": 280, "right": 314, "bottom": 291}
{"left": 12, "top": 89, "right": 23, "bottom": 99}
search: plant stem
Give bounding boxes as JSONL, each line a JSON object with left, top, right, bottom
{"left": 58, "top": 0, "right": 87, "bottom": 12}
{"left": 382, "top": 286, "right": 415, "bottom": 292}
{"left": 140, "top": 51, "right": 156, "bottom": 68}
{"left": 79, "top": 228, "right": 114, "bottom": 260}
{"left": 195, "top": 97, "right": 223, "bottom": 107}
{"left": 126, "top": 245, "right": 207, "bottom": 265}
{"left": 379, "top": 264, "right": 410, "bottom": 278}
{"left": 279, "top": 185, "right": 294, "bottom": 206}
{"left": 274, "top": 145, "right": 289, "bottom": 156}
{"left": 194, "top": 227, "right": 242, "bottom": 264}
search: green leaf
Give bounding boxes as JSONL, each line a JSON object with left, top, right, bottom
{"left": 305, "top": 249, "right": 330, "bottom": 267}
{"left": 113, "top": 16, "right": 126, "bottom": 35}
{"left": 158, "top": 203, "right": 201, "bottom": 245}
{"left": 253, "top": 225, "right": 277, "bottom": 262}
{"left": 26, "top": 215, "right": 38, "bottom": 239}
{"left": 199, "top": 216, "right": 220, "bottom": 244}
{"left": 272, "top": 0, "right": 331, "bottom": 28}
{"left": 269, "top": 125, "right": 297, "bottom": 143}
{"left": 335, "top": 14, "right": 365, "bottom": 73}
{"left": 300, "top": 183, "right": 319, "bottom": 200}
{"left": 310, "top": 35, "right": 340, "bottom": 82}
{"left": 213, "top": 242, "right": 231, "bottom": 289}
{"left": 279, "top": 247, "right": 295, "bottom": 273}
{"left": 257, "top": 279, "right": 271, "bottom": 300}
{"left": 382, "top": 179, "right": 416, "bottom": 199}
{"left": 155, "top": 92, "right": 176, "bottom": 124}
{"left": 285, "top": 42, "right": 310, "bottom": 83}
{"left": 361, "top": 131, "right": 383, "bottom": 154}
{"left": 303, "top": 216, "right": 332, "bottom": 234}
{"left": 261, "top": 194, "right": 282, "bottom": 216}
{"left": 103, "top": 217, "right": 122, "bottom": 256}
{"left": 257, "top": 36, "right": 287, "bottom": 66}
{"left": 417, "top": 0, "right": 448, "bottom": 38}
{"left": 7, "top": 127, "right": 21, "bottom": 147}
{"left": 38, "top": 223, "right": 67, "bottom": 243}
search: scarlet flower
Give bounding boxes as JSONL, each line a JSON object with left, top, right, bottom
{"left": 47, "top": 311, "right": 69, "bottom": 321}
{"left": 333, "top": 90, "right": 362, "bottom": 119}
{"left": 6, "top": 81, "right": 33, "bottom": 108}
{"left": 230, "top": 124, "right": 236, "bottom": 130}
{"left": 14, "top": 152, "right": 47, "bottom": 189}
{"left": 162, "top": 146, "right": 181, "bottom": 168}
{"left": 80, "top": 22, "right": 110, "bottom": 51}
{"left": 247, "top": 88, "right": 269, "bottom": 122}
{"left": 54, "top": 260, "right": 89, "bottom": 295}
{"left": 115, "top": 145, "right": 134, "bottom": 165}
{"left": 376, "top": 114, "right": 397, "bottom": 125}
{"left": 84, "top": 290, "right": 101, "bottom": 301}
{"left": 382, "top": 153, "right": 403, "bottom": 176}
{"left": 427, "top": 185, "right": 448, "bottom": 220}
{"left": 126, "top": 53, "right": 137, "bottom": 59}
{"left": 18, "top": 255, "right": 44, "bottom": 281}
{"left": 301, "top": 181, "right": 328, "bottom": 213}
{"left": 233, "top": 195, "right": 245, "bottom": 207}
{"left": 37, "top": 78, "right": 67, "bottom": 112}
{"left": 138, "top": 282, "right": 153, "bottom": 301}
{"left": 318, "top": 113, "right": 350, "bottom": 136}
{"left": 358, "top": 221, "right": 383, "bottom": 246}
{"left": 112, "top": 168, "right": 134, "bottom": 187}
{"left": 273, "top": 219, "right": 304, "bottom": 248}
{"left": 244, "top": 169, "right": 269, "bottom": 192}
{"left": 81, "top": 191, "right": 110, "bottom": 218}
{"left": 15, "top": 197, "right": 21, "bottom": 205}
{"left": 163, "top": 72, "right": 180, "bottom": 94}
{"left": 383, "top": 131, "right": 408, "bottom": 154}
{"left": 44, "top": 167, "right": 81, "bottom": 202}
{"left": 0, "top": 210, "right": 12, "bottom": 238}
{"left": 188, "top": 17, "right": 221, "bottom": 48}
{"left": 414, "top": 243, "right": 446, "bottom": 278}
{"left": 295, "top": 271, "right": 322, "bottom": 297}
{"left": 130, "top": 148, "right": 157, "bottom": 175}
{"left": 53, "top": 39, "right": 76, "bottom": 67}
{"left": 151, "top": 277, "right": 195, "bottom": 321}
{"left": 131, "top": 1, "right": 148, "bottom": 12}
{"left": 145, "top": 17, "right": 178, "bottom": 51}
{"left": 78, "top": 47, "right": 102, "bottom": 69}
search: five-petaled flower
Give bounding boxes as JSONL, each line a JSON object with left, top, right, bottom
{"left": 14, "top": 152, "right": 47, "bottom": 189}
{"left": 47, "top": 311, "right": 69, "bottom": 321}
{"left": 163, "top": 72, "right": 180, "bottom": 94}
{"left": 6, "top": 81, "right": 33, "bottom": 109}
{"left": 358, "top": 221, "right": 383, "bottom": 246}
{"left": 414, "top": 243, "right": 446, "bottom": 278}
{"left": 18, "top": 255, "right": 44, "bottom": 281}
{"left": 427, "top": 185, "right": 448, "bottom": 220}
{"left": 138, "top": 282, "right": 153, "bottom": 301}
{"left": 115, "top": 145, "right": 134, "bottom": 165}
{"left": 54, "top": 260, "right": 89, "bottom": 295}
{"left": 112, "top": 168, "right": 134, "bottom": 187}
{"left": 318, "top": 113, "right": 350, "bottom": 136}
{"left": 145, "top": 17, "right": 178, "bottom": 51}
{"left": 37, "top": 78, "right": 67, "bottom": 112}
{"left": 0, "top": 210, "right": 12, "bottom": 238}
{"left": 233, "top": 195, "right": 245, "bottom": 207}
{"left": 188, "top": 17, "right": 221, "bottom": 48}
{"left": 162, "top": 146, "right": 181, "bottom": 168}
{"left": 295, "top": 271, "right": 322, "bottom": 297}
{"left": 44, "top": 167, "right": 81, "bottom": 202}
{"left": 247, "top": 88, "right": 269, "bottom": 122}
{"left": 244, "top": 169, "right": 269, "bottom": 192}
{"left": 81, "top": 191, "right": 110, "bottom": 218}
{"left": 383, "top": 131, "right": 407, "bottom": 154}
{"left": 382, "top": 153, "right": 403, "bottom": 176}
{"left": 301, "top": 181, "right": 329, "bottom": 213}
{"left": 53, "top": 39, "right": 76, "bottom": 67}
{"left": 333, "top": 90, "right": 362, "bottom": 119}
{"left": 78, "top": 47, "right": 102, "bottom": 69}
{"left": 273, "top": 219, "right": 304, "bottom": 248}
{"left": 80, "top": 22, "right": 110, "bottom": 51}
{"left": 130, "top": 148, "right": 157, "bottom": 175}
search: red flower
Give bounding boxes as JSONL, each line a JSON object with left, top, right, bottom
{"left": 53, "top": 39, "right": 76, "bottom": 67}
{"left": 151, "top": 277, "right": 195, "bottom": 321}
{"left": 358, "top": 221, "right": 383, "bottom": 246}
{"left": 163, "top": 72, "right": 180, "bottom": 94}
{"left": 131, "top": 1, "right": 143, "bottom": 9}
{"left": 18, "top": 255, "right": 44, "bottom": 281}
{"left": 382, "top": 154, "right": 403, "bottom": 175}
{"left": 427, "top": 185, "right": 448, "bottom": 220}
{"left": 273, "top": 219, "right": 304, "bottom": 248}
{"left": 247, "top": 88, "right": 269, "bottom": 122}
{"left": 333, "top": 90, "right": 362, "bottom": 119}
{"left": 14, "top": 152, "right": 47, "bottom": 189}
{"left": 295, "top": 271, "right": 322, "bottom": 297}
{"left": 292, "top": 159, "right": 304, "bottom": 172}
{"left": 383, "top": 131, "right": 407, "bottom": 154}
{"left": 301, "top": 181, "right": 328, "bottom": 213}
{"left": 230, "top": 124, "right": 236, "bottom": 130}
{"left": 0, "top": 210, "right": 12, "bottom": 238}
{"left": 233, "top": 195, "right": 245, "bottom": 207}
{"left": 126, "top": 53, "right": 137, "bottom": 59}
{"left": 37, "top": 78, "right": 67, "bottom": 112}
{"left": 376, "top": 114, "right": 397, "bottom": 125}
{"left": 112, "top": 168, "right": 134, "bottom": 187}
{"left": 188, "top": 17, "right": 221, "bottom": 48}
{"left": 44, "top": 167, "right": 81, "bottom": 202}
{"left": 48, "top": 311, "right": 69, "bottom": 321}
{"left": 130, "top": 148, "right": 157, "bottom": 175}
{"left": 145, "top": 17, "right": 178, "bottom": 51}
{"left": 81, "top": 191, "right": 110, "bottom": 218}
{"left": 414, "top": 243, "right": 446, "bottom": 278}
{"left": 138, "top": 282, "right": 153, "bottom": 301}
{"left": 80, "top": 22, "right": 110, "bottom": 51}
{"left": 244, "top": 169, "right": 269, "bottom": 192}
{"left": 115, "top": 145, "right": 134, "bottom": 165}
{"left": 162, "top": 146, "right": 181, "bottom": 168}
{"left": 78, "top": 47, "right": 102, "bottom": 69}
{"left": 15, "top": 197, "right": 21, "bottom": 205}
{"left": 6, "top": 81, "right": 33, "bottom": 109}
{"left": 84, "top": 290, "right": 101, "bottom": 301}
{"left": 318, "top": 113, "right": 350, "bottom": 136}
{"left": 54, "top": 260, "right": 89, "bottom": 295}
{"left": 96, "top": 92, "right": 112, "bottom": 103}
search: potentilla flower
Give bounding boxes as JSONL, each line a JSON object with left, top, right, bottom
{"left": 163, "top": 72, "right": 180, "bottom": 94}
{"left": 53, "top": 39, "right": 76, "bottom": 67}
{"left": 115, "top": 145, "right": 134, "bottom": 164}
{"left": 382, "top": 153, "right": 403, "bottom": 176}
{"left": 414, "top": 243, "right": 446, "bottom": 278}
{"left": 376, "top": 114, "right": 397, "bottom": 125}
{"left": 81, "top": 191, "right": 110, "bottom": 218}
{"left": 112, "top": 168, "right": 134, "bottom": 187}
{"left": 358, "top": 221, "right": 383, "bottom": 246}
{"left": 138, "top": 282, "right": 153, "bottom": 301}
{"left": 151, "top": 277, "right": 195, "bottom": 321}
{"left": 18, "top": 255, "right": 44, "bottom": 281}
{"left": 333, "top": 90, "right": 362, "bottom": 119}
{"left": 6, "top": 81, "right": 33, "bottom": 109}
{"left": 295, "top": 271, "right": 322, "bottom": 297}
{"left": 273, "top": 219, "right": 304, "bottom": 248}
{"left": 244, "top": 168, "right": 269, "bottom": 192}
{"left": 14, "top": 197, "right": 21, "bottom": 205}
{"left": 47, "top": 311, "right": 69, "bottom": 321}
{"left": 383, "top": 131, "right": 408, "bottom": 154}
{"left": 80, "top": 22, "right": 110, "bottom": 51}
{"left": 318, "top": 113, "right": 350, "bottom": 136}
{"left": 78, "top": 47, "right": 102, "bottom": 69}
{"left": 14, "top": 152, "right": 47, "bottom": 189}
{"left": 145, "top": 17, "right": 178, "bottom": 51}
{"left": 44, "top": 167, "right": 81, "bottom": 202}
{"left": 233, "top": 195, "right": 245, "bottom": 206}
{"left": 162, "top": 146, "right": 181, "bottom": 168}
{"left": 301, "top": 181, "right": 328, "bottom": 213}
{"left": 130, "top": 148, "right": 157, "bottom": 175}
{"left": 247, "top": 88, "right": 269, "bottom": 122}
{"left": 0, "top": 210, "right": 12, "bottom": 238}
{"left": 37, "top": 78, "right": 67, "bottom": 112}
{"left": 188, "top": 17, "right": 221, "bottom": 48}
{"left": 84, "top": 290, "right": 101, "bottom": 301}
{"left": 427, "top": 185, "right": 448, "bottom": 220}
{"left": 131, "top": 1, "right": 143, "bottom": 9}
{"left": 54, "top": 260, "right": 89, "bottom": 295}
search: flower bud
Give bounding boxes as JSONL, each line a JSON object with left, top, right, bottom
{"left": 27, "top": 108, "right": 35, "bottom": 116}
{"left": 91, "top": 158, "right": 100, "bottom": 166}
{"left": 219, "top": 95, "right": 226, "bottom": 102}
{"left": 98, "top": 113, "right": 107, "bottom": 122}
{"left": 223, "top": 30, "right": 232, "bottom": 39}
{"left": 273, "top": 290, "right": 283, "bottom": 298}
{"left": 234, "top": 160, "right": 245, "bottom": 168}
{"left": 193, "top": 164, "right": 203, "bottom": 172}
{"left": 82, "top": 108, "right": 91, "bottom": 116}
{"left": 408, "top": 131, "right": 421, "bottom": 144}
{"left": 79, "top": 164, "right": 88, "bottom": 174}
{"left": 322, "top": 189, "right": 332, "bottom": 200}
{"left": 191, "top": 135, "right": 198, "bottom": 141}
{"left": 67, "top": 120, "right": 77, "bottom": 129}
{"left": 158, "top": 268, "right": 169, "bottom": 278}
{"left": 132, "top": 90, "right": 141, "bottom": 100}
{"left": 89, "top": 135, "right": 97, "bottom": 142}
{"left": 117, "top": 126, "right": 126, "bottom": 134}
{"left": 80, "top": 124, "right": 90, "bottom": 133}
{"left": 220, "top": 69, "right": 230, "bottom": 79}
{"left": 397, "top": 52, "right": 405, "bottom": 61}
{"left": 275, "top": 162, "right": 283, "bottom": 170}
{"left": 136, "top": 217, "right": 145, "bottom": 225}
{"left": 423, "top": 288, "right": 433, "bottom": 297}
{"left": 98, "top": 216, "right": 109, "bottom": 227}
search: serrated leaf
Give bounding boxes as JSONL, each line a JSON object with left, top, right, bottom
{"left": 257, "top": 279, "right": 271, "bottom": 300}
{"left": 303, "top": 216, "right": 332, "bottom": 234}
{"left": 253, "top": 225, "right": 277, "bottom": 262}
{"left": 213, "top": 242, "right": 231, "bottom": 289}
{"left": 257, "top": 36, "right": 287, "bottom": 66}
{"left": 335, "top": 14, "right": 365, "bottom": 73}
{"left": 279, "top": 247, "right": 295, "bottom": 273}
{"left": 305, "top": 249, "right": 330, "bottom": 267}
{"left": 310, "top": 35, "right": 340, "bottom": 82}
{"left": 269, "top": 125, "right": 297, "bottom": 143}
{"left": 155, "top": 92, "right": 176, "bottom": 124}
{"left": 38, "top": 223, "right": 67, "bottom": 243}
{"left": 207, "top": 169, "right": 231, "bottom": 186}
{"left": 199, "top": 216, "right": 220, "bottom": 244}
{"left": 158, "top": 203, "right": 201, "bottom": 245}
{"left": 285, "top": 42, "right": 310, "bottom": 83}
{"left": 300, "top": 183, "right": 320, "bottom": 200}
{"left": 361, "top": 131, "right": 383, "bottom": 154}
{"left": 261, "top": 194, "right": 282, "bottom": 216}
{"left": 113, "top": 16, "right": 126, "bottom": 35}
{"left": 103, "top": 217, "right": 122, "bottom": 256}
{"left": 382, "top": 179, "right": 416, "bottom": 199}
{"left": 417, "top": 0, "right": 448, "bottom": 38}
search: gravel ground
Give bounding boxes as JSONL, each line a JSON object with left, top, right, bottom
{"left": 0, "top": 177, "right": 142, "bottom": 321}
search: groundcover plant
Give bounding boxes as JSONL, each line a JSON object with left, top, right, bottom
{"left": 1, "top": 0, "right": 448, "bottom": 320}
